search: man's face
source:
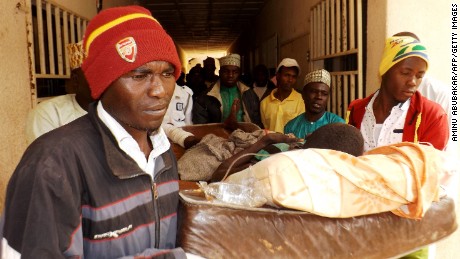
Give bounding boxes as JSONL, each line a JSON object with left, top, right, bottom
{"left": 276, "top": 67, "right": 298, "bottom": 91}
{"left": 302, "top": 82, "right": 329, "bottom": 114}
{"left": 381, "top": 56, "right": 426, "bottom": 102}
{"left": 219, "top": 65, "right": 240, "bottom": 87}
{"left": 101, "top": 61, "right": 176, "bottom": 133}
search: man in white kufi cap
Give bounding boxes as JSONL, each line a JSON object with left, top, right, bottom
{"left": 284, "top": 69, "right": 345, "bottom": 139}
{"left": 192, "top": 53, "right": 263, "bottom": 128}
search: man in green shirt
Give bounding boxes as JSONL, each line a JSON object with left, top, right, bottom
{"left": 284, "top": 69, "right": 345, "bottom": 139}
{"left": 192, "top": 53, "right": 263, "bottom": 128}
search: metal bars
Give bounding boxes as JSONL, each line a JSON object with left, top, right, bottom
{"left": 32, "top": 0, "right": 89, "bottom": 79}
{"left": 309, "top": 0, "right": 363, "bottom": 118}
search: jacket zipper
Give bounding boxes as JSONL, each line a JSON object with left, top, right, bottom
{"left": 151, "top": 179, "right": 160, "bottom": 248}
{"left": 117, "top": 157, "right": 172, "bottom": 249}
{"left": 152, "top": 162, "right": 172, "bottom": 249}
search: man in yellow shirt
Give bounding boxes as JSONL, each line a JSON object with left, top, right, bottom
{"left": 260, "top": 58, "right": 304, "bottom": 132}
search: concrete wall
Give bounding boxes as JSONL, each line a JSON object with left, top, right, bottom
{"left": 0, "top": 0, "right": 33, "bottom": 212}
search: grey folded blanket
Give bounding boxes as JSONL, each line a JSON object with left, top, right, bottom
{"left": 178, "top": 129, "right": 265, "bottom": 181}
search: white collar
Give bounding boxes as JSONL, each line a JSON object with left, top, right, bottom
{"left": 96, "top": 101, "right": 170, "bottom": 173}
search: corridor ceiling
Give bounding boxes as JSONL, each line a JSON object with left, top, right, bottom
{"left": 139, "top": 0, "right": 268, "bottom": 54}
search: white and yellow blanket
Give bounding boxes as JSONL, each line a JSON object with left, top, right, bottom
{"left": 225, "top": 142, "right": 446, "bottom": 219}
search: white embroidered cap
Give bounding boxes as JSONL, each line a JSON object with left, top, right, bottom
{"left": 304, "top": 69, "right": 331, "bottom": 87}
{"left": 219, "top": 53, "right": 241, "bottom": 68}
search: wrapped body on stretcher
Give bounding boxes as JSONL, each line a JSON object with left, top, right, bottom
{"left": 218, "top": 142, "right": 454, "bottom": 219}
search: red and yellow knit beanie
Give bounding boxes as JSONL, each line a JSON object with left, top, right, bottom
{"left": 82, "top": 6, "right": 181, "bottom": 99}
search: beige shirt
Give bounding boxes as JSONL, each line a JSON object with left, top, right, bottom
{"left": 25, "top": 94, "right": 87, "bottom": 144}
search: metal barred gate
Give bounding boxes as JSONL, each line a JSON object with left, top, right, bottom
{"left": 26, "top": 0, "right": 89, "bottom": 104}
